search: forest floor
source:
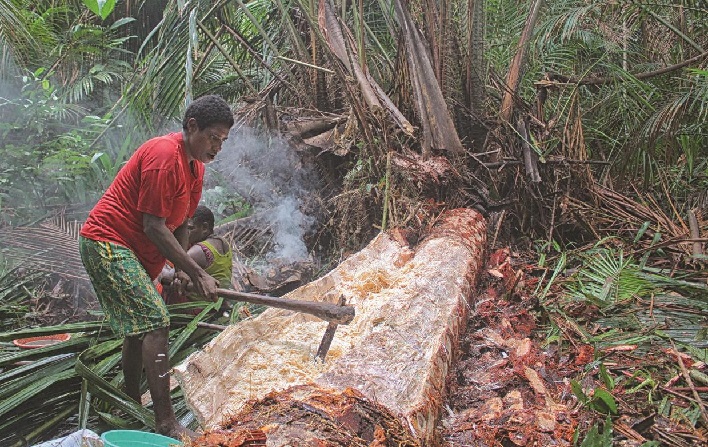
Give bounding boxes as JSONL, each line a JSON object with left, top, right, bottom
{"left": 12, "top": 244, "right": 707, "bottom": 446}
{"left": 441, "top": 248, "right": 707, "bottom": 446}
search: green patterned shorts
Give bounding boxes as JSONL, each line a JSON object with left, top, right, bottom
{"left": 79, "top": 236, "right": 169, "bottom": 338}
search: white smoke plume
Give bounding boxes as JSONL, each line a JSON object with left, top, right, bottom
{"left": 210, "top": 127, "right": 318, "bottom": 263}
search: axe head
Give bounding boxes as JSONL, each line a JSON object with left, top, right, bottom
{"left": 314, "top": 295, "right": 347, "bottom": 362}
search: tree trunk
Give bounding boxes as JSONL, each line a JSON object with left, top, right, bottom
{"left": 499, "top": 0, "right": 543, "bottom": 124}
{"left": 176, "top": 209, "right": 487, "bottom": 446}
{"left": 393, "top": 0, "right": 465, "bottom": 157}
{"left": 318, "top": 0, "right": 414, "bottom": 136}
{"left": 467, "top": 0, "right": 488, "bottom": 147}
{"left": 423, "top": 0, "right": 443, "bottom": 87}
{"left": 113, "top": 0, "right": 170, "bottom": 55}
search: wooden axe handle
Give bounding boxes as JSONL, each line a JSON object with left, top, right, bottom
{"left": 216, "top": 288, "right": 355, "bottom": 325}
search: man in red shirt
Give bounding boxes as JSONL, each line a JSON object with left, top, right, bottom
{"left": 79, "top": 95, "right": 234, "bottom": 439}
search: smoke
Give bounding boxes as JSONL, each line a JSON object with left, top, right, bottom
{"left": 210, "top": 127, "right": 319, "bottom": 263}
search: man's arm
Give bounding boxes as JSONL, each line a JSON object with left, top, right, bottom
{"left": 173, "top": 221, "right": 190, "bottom": 251}
{"left": 143, "top": 213, "right": 218, "bottom": 301}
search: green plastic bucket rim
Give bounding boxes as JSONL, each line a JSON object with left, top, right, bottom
{"left": 100, "top": 429, "right": 181, "bottom": 447}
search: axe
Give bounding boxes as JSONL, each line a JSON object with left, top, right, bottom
{"left": 216, "top": 289, "right": 353, "bottom": 361}
{"left": 160, "top": 278, "right": 354, "bottom": 325}
{"left": 214, "top": 288, "right": 354, "bottom": 325}
{"left": 164, "top": 280, "right": 354, "bottom": 360}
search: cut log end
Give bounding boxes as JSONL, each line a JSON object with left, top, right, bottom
{"left": 187, "top": 385, "right": 421, "bottom": 447}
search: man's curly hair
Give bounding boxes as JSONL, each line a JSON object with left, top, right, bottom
{"left": 182, "top": 95, "right": 234, "bottom": 130}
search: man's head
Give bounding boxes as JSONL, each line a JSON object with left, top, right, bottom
{"left": 182, "top": 95, "right": 234, "bottom": 130}
{"left": 182, "top": 95, "right": 235, "bottom": 164}
{"left": 188, "top": 205, "right": 215, "bottom": 246}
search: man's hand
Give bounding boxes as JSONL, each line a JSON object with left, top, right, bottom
{"left": 189, "top": 271, "right": 219, "bottom": 302}
{"left": 170, "top": 270, "right": 192, "bottom": 296}
{"left": 143, "top": 213, "right": 217, "bottom": 301}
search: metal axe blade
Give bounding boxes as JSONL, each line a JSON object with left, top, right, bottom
{"left": 314, "top": 295, "right": 347, "bottom": 362}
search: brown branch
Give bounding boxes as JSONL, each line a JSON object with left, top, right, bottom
{"left": 481, "top": 158, "right": 611, "bottom": 168}
{"left": 197, "top": 322, "right": 228, "bottom": 331}
{"left": 630, "top": 237, "right": 708, "bottom": 255}
{"left": 517, "top": 117, "right": 541, "bottom": 182}
{"left": 536, "top": 51, "right": 708, "bottom": 87}
{"left": 688, "top": 209, "right": 703, "bottom": 257}
{"left": 670, "top": 340, "right": 708, "bottom": 427}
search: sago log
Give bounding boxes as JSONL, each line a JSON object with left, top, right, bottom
{"left": 174, "top": 208, "right": 486, "bottom": 446}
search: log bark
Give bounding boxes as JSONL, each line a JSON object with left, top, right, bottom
{"left": 175, "top": 209, "right": 487, "bottom": 446}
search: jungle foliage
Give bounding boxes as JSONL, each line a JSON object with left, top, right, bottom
{"left": 0, "top": 0, "right": 705, "bottom": 445}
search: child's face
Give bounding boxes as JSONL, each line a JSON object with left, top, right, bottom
{"left": 188, "top": 219, "right": 211, "bottom": 245}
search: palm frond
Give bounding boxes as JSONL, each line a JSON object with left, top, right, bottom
{"left": 0, "top": 301, "right": 229, "bottom": 443}
{"left": 0, "top": 221, "right": 87, "bottom": 280}
{"left": 0, "top": 266, "right": 46, "bottom": 330}
{"left": 564, "top": 247, "right": 655, "bottom": 307}
{"left": 131, "top": 0, "right": 284, "bottom": 119}
{"left": 485, "top": 0, "right": 529, "bottom": 71}
{"left": 0, "top": 0, "right": 39, "bottom": 76}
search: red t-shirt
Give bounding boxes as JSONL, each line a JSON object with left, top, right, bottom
{"left": 81, "top": 132, "right": 204, "bottom": 279}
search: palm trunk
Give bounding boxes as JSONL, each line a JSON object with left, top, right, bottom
{"left": 177, "top": 209, "right": 487, "bottom": 446}
{"left": 393, "top": 0, "right": 464, "bottom": 156}
{"left": 467, "top": 0, "right": 488, "bottom": 147}
{"left": 499, "top": 0, "right": 543, "bottom": 124}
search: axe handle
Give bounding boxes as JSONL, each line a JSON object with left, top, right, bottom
{"left": 216, "top": 288, "right": 355, "bottom": 325}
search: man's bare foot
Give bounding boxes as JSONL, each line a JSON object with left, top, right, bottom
{"left": 157, "top": 423, "right": 198, "bottom": 442}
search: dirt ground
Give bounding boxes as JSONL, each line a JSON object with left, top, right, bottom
{"left": 440, "top": 247, "right": 582, "bottom": 446}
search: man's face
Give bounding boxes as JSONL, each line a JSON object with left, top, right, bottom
{"left": 185, "top": 118, "right": 231, "bottom": 164}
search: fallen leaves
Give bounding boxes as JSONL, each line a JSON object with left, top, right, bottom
{"left": 442, "top": 249, "right": 578, "bottom": 446}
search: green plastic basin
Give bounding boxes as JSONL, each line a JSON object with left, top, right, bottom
{"left": 101, "top": 430, "right": 181, "bottom": 447}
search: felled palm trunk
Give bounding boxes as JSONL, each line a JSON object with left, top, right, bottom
{"left": 176, "top": 209, "right": 487, "bottom": 446}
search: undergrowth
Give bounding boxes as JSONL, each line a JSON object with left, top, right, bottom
{"left": 538, "top": 237, "right": 707, "bottom": 446}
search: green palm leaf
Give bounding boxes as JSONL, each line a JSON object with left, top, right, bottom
{"left": 0, "top": 0, "right": 39, "bottom": 77}
{"left": 565, "top": 247, "right": 654, "bottom": 307}
{"left": 0, "top": 298, "right": 229, "bottom": 443}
